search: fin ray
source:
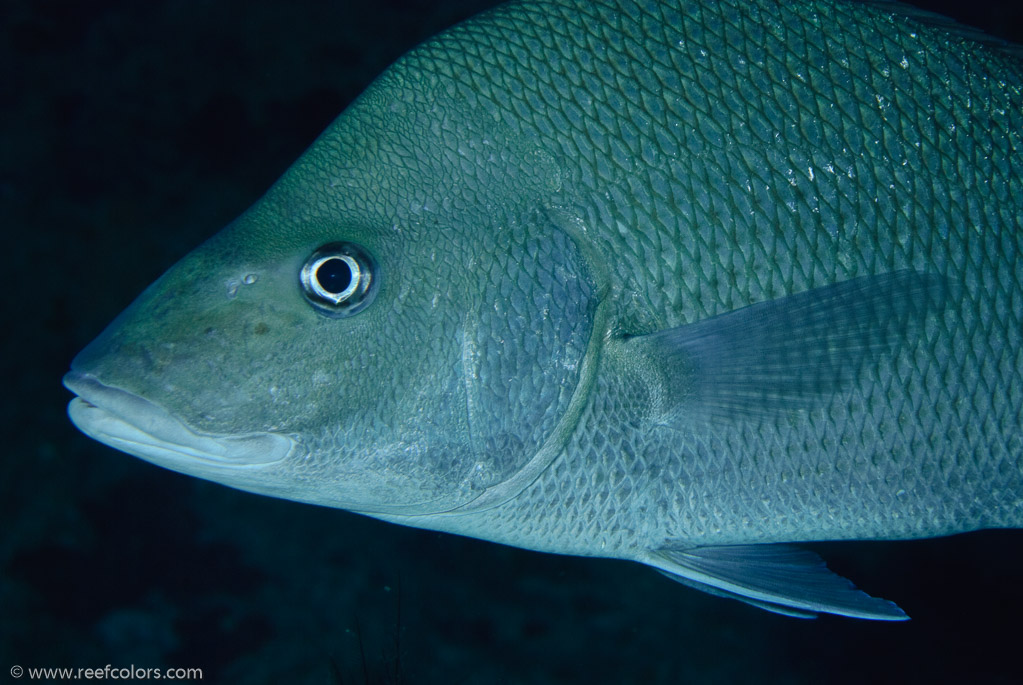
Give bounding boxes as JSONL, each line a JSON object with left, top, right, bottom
{"left": 632, "top": 270, "right": 946, "bottom": 422}
{"left": 644, "top": 543, "right": 908, "bottom": 620}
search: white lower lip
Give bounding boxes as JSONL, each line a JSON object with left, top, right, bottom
{"left": 64, "top": 372, "right": 293, "bottom": 470}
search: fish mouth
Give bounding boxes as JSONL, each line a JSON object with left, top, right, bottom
{"left": 63, "top": 371, "right": 294, "bottom": 471}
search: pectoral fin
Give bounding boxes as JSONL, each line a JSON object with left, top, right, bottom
{"left": 643, "top": 543, "right": 908, "bottom": 620}
{"left": 629, "top": 270, "right": 946, "bottom": 422}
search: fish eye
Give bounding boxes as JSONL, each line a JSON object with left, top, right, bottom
{"left": 300, "top": 242, "right": 378, "bottom": 317}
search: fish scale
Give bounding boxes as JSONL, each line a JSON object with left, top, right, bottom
{"left": 401, "top": 0, "right": 1022, "bottom": 545}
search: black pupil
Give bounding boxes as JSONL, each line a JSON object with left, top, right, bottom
{"left": 316, "top": 257, "right": 353, "bottom": 295}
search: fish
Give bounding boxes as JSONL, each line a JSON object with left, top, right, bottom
{"left": 63, "top": 0, "right": 1023, "bottom": 620}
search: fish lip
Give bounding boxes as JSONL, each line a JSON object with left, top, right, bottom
{"left": 63, "top": 371, "right": 294, "bottom": 469}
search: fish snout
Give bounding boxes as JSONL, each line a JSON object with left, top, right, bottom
{"left": 63, "top": 371, "right": 295, "bottom": 472}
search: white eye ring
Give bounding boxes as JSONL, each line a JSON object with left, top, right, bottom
{"left": 307, "top": 254, "right": 360, "bottom": 304}
{"left": 299, "top": 242, "right": 378, "bottom": 317}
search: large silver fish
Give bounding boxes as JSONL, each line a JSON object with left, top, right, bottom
{"left": 63, "top": 0, "right": 1023, "bottom": 619}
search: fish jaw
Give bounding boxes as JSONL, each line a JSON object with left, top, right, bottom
{"left": 63, "top": 371, "right": 295, "bottom": 476}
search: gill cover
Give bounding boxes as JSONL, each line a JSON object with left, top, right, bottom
{"left": 441, "top": 210, "right": 602, "bottom": 514}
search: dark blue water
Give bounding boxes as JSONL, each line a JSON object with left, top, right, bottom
{"left": 4, "top": 1, "right": 1022, "bottom": 682}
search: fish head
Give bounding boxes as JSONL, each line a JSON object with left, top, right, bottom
{"left": 64, "top": 81, "right": 600, "bottom": 517}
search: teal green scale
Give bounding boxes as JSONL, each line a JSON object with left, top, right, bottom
{"left": 387, "top": 0, "right": 1023, "bottom": 613}
{"left": 382, "top": 0, "right": 1023, "bottom": 539}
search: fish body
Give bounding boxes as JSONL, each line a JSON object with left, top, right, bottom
{"left": 64, "top": 0, "right": 1023, "bottom": 619}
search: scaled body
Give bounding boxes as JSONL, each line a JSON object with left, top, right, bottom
{"left": 65, "top": 0, "right": 1023, "bottom": 618}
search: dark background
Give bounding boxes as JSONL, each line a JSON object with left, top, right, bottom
{"left": 3, "top": 0, "right": 1022, "bottom": 683}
